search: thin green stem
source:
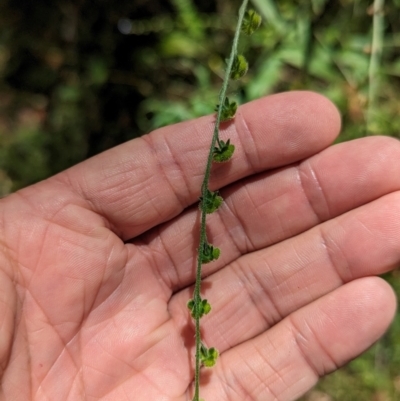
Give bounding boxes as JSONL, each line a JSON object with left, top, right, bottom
{"left": 366, "top": 0, "right": 385, "bottom": 135}
{"left": 192, "top": 1, "right": 249, "bottom": 400}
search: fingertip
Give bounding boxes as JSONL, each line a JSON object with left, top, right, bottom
{"left": 303, "top": 276, "right": 397, "bottom": 370}
{"left": 239, "top": 91, "right": 341, "bottom": 164}
{"left": 361, "top": 276, "right": 397, "bottom": 329}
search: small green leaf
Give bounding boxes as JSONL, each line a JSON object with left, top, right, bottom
{"left": 187, "top": 299, "right": 194, "bottom": 311}
{"left": 213, "top": 139, "right": 235, "bottom": 163}
{"left": 201, "top": 242, "right": 221, "bottom": 264}
{"left": 230, "top": 54, "right": 248, "bottom": 80}
{"left": 199, "top": 189, "right": 223, "bottom": 214}
{"left": 241, "top": 10, "right": 262, "bottom": 35}
{"left": 200, "top": 343, "right": 219, "bottom": 368}
{"left": 201, "top": 299, "right": 211, "bottom": 315}
{"left": 215, "top": 97, "right": 238, "bottom": 121}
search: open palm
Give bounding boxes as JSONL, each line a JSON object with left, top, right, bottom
{"left": 0, "top": 92, "right": 398, "bottom": 401}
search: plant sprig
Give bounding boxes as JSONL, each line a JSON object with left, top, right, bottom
{"left": 187, "top": 2, "right": 261, "bottom": 400}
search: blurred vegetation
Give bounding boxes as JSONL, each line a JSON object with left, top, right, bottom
{"left": 0, "top": 0, "right": 399, "bottom": 399}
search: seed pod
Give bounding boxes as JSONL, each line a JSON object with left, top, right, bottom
{"left": 215, "top": 97, "right": 238, "bottom": 122}
{"left": 199, "top": 189, "right": 223, "bottom": 214}
{"left": 201, "top": 242, "right": 221, "bottom": 264}
{"left": 200, "top": 344, "right": 219, "bottom": 368}
{"left": 230, "top": 54, "right": 248, "bottom": 80}
{"left": 241, "top": 10, "right": 262, "bottom": 35}
{"left": 213, "top": 139, "right": 235, "bottom": 163}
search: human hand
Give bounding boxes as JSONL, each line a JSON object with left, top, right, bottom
{"left": 0, "top": 91, "right": 398, "bottom": 401}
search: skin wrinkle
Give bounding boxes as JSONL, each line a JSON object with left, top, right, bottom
{"left": 66, "top": 367, "right": 85, "bottom": 401}
{"left": 251, "top": 341, "right": 287, "bottom": 401}
{"left": 298, "top": 159, "right": 331, "bottom": 223}
{"left": 33, "top": 260, "right": 88, "bottom": 330}
{"left": 233, "top": 259, "right": 283, "bottom": 329}
{"left": 11, "top": 201, "right": 113, "bottom": 314}
{"left": 0, "top": 212, "right": 16, "bottom": 283}
{"left": 287, "top": 320, "right": 320, "bottom": 382}
{"left": 150, "top": 229, "right": 178, "bottom": 294}
{"left": 242, "top": 238, "right": 314, "bottom": 327}
{"left": 146, "top": 129, "right": 196, "bottom": 208}
{"left": 215, "top": 200, "right": 246, "bottom": 257}
{"left": 234, "top": 110, "right": 260, "bottom": 172}
{"left": 289, "top": 313, "right": 339, "bottom": 378}
{"left": 25, "top": 291, "right": 79, "bottom": 389}
{"left": 17, "top": 222, "right": 46, "bottom": 287}
{"left": 318, "top": 223, "right": 351, "bottom": 284}
{"left": 253, "top": 252, "right": 288, "bottom": 321}
{"left": 86, "top": 360, "right": 125, "bottom": 397}
{"left": 212, "top": 289, "right": 245, "bottom": 350}
{"left": 120, "top": 386, "right": 131, "bottom": 401}
{"left": 60, "top": 172, "right": 122, "bottom": 238}
{"left": 226, "top": 184, "right": 260, "bottom": 253}
{"left": 83, "top": 332, "right": 136, "bottom": 398}
{"left": 140, "top": 136, "right": 184, "bottom": 224}
{"left": 220, "top": 350, "right": 252, "bottom": 401}
{"left": 274, "top": 238, "right": 325, "bottom": 305}
{"left": 217, "top": 162, "right": 304, "bottom": 262}
{"left": 234, "top": 343, "right": 281, "bottom": 401}
{"left": 88, "top": 240, "right": 125, "bottom": 312}
{"left": 137, "top": 207, "right": 197, "bottom": 291}
{"left": 35, "top": 345, "right": 78, "bottom": 400}
{"left": 58, "top": 330, "right": 84, "bottom": 401}
{"left": 90, "top": 323, "right": 180, "bottom": 400}
{"left": 70, "top": 141, "right": 160, "bottom": 218}
{"left": 48, "top": 203, "right": 111, "bottom": 238}
{"left": 35, "top": 221, "right": 125, "bottom": 321}
{"left": 355, "top": 216, "right": 377, "bottom": 237}
{"left": 0, "top": 294, "right": 14, "bottom": 375}
{"left": 272, "top": 206, "right": 287, "bottom": 245}
{"left": 14, "top": 227, "right": 49, "bottom": 310}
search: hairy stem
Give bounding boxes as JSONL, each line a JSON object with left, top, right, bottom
{"left": 192, "top": 1, "right": 249, "bottom": 400}
{"left": 367, "top": 0, "right": 385, "bottom": 134}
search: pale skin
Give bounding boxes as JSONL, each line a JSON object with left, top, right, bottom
{"left": 0, "top": 91, "right": 399, "bottom": 401}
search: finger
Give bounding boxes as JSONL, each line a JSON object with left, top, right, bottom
{"left": 0, "top": 266, "right": 15, "bottom": 378}
{"left": 144, "top": 136, "right": 400, "bottom": 291}
{"left": 169, "top": 191, "right": 400, "bottom": 355}
{"left": 195, "top": 277, "right": 396, "bottom": 401}
{"left": 57, "top": 92, "right": 340, "bottom": 239}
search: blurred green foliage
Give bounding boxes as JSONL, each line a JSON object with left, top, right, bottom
{"left": 0, "top": 1, "right": 400, "bottom": 399}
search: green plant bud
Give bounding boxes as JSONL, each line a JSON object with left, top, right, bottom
{"left": 199, "top": 189, "right": 223, "bottom": 214}
{"left": 215, "top": 97, "right": 238, "bottom": 121}
{"left": 241, "top": 10, "right": 262, "bottom": 35}
{"left": 213, "top": 138, "right": 235, "bottom": 163}
{"left": 230, "top": 54, "right": 248, "bottom": 80}
{"left": 200, "top": 344, "right": 219, "bottom": 368}
{"left": 201, "top": 242, "right": 220, "bottom": 264}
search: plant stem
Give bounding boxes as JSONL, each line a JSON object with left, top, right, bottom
{"left": 367, "top": 0, "right": 385, "bottom": 135}
{"left": 192, "top": 1, "right": 249, "bottom": 400}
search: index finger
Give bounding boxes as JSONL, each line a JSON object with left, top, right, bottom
{"left": 57, "top": 91, "right": 341, "bottom": 240}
